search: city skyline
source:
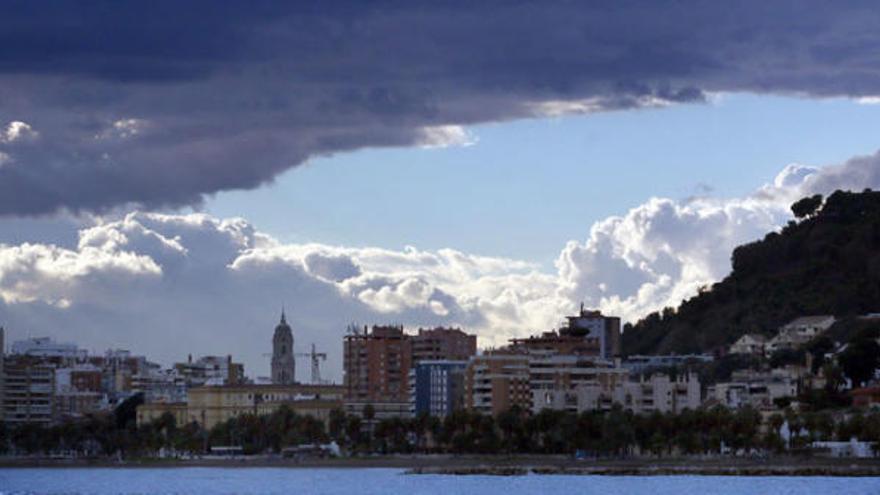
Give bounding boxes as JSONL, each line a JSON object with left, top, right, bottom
{"left": 5, "top": 3, "right": 880, "bottom": 478}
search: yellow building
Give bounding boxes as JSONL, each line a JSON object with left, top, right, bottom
{"left": 136, "top": 383, "right": 344, "bottom": 430}
{"left": 137, "top": 402, "right": 188, "bottom": 426}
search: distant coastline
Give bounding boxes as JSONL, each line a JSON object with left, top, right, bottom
{"left": 2, "top": 455, "right": 880, "bottom": 476}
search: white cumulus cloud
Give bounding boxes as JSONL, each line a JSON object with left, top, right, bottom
{"left": 2, "top": 149, "right": 880, "bottom": 378}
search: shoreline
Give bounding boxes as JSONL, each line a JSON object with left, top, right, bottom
{"left": 2, "top": 455, "right": 880, "bottom": 476}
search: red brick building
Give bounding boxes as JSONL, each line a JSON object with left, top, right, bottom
{"left": 343, "top": 325, "right": 412, "bottom": 404}
{"left": 411, "top": 327, "right": 477, "bottom": 363}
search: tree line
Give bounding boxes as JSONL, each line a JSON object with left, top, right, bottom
{"left": 4, "top": 403, "right": 880, "bottom": 458}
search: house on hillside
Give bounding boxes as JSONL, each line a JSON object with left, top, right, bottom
{"left": 781, "top": 315, "right": 836, "bottom": 334}
{"left": 729, "top": 334, "right": 767, "bottom": 356}
{"left": 766, "top": 315, "right": 835, "bottom": 354}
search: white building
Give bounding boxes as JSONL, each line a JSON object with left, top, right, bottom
{"left": 729, "top": 334, "right": 767, "bottom": 355}
{"left": 534, "top": 372, "right": 701, "bottom": 415}
{"left": 766, "top": 316, "right": 835, "bottom": 354}
{"left": 54, "top": 364, "right": 109, "bottom": 420}
{"left": 132, "top": 367, "right": 188, "bottom": 403}
{"left": 622, "top": 354, "right": 714, "bottom": 373}
{"left": 173, "top": 355, "right": 244, "bottom": 387}
{"left": 529, "top": 352, "right": 629, "bottom": 414}
{"left": 811, "top": 438, "right": 875, "bottom": 458}
{"left": 782, "top": 315, "right": 836, "bottom": 334}
{"left": 708, "top": 370, "right": 798, "bottom": 409}
{"left": 11, "top": 337, "right": 87, "bottom": 360}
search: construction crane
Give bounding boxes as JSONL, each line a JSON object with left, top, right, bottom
{"left": 295, "top": 343, "right": 328, "bottom": 384}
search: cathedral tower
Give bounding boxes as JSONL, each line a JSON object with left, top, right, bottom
{"left": 271, "top": 310, "right": 295, "bottom": 384}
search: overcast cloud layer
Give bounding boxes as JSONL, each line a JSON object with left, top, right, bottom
{"left": 2, "top": 150, "right": 879, "bottom": 379}
{"left": 2, "top": 2, "right": 880, "bottom": 214}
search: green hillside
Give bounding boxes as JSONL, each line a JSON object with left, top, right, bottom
{"left": 622, "top": 189, "right": 880, "bottom": 355}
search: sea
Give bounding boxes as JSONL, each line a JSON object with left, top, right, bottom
{"left": 1, "top": 468, "right": 879, "bottom": 495}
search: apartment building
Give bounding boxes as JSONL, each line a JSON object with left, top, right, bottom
{"left": 2, "top": 355, "right": 55, "bottom": 425}
{"left": 54, "top": 364, "right": 107, "bottom": 421}
{"left": 708, "top": 369, "right": 798, "bottom": 409}
{"left": 534, "top": 372, "right": 701, "bottom": 415}
{"left": 343, "top": 325, "right": 412, "bottom": 418}
{"left": 411, "top": 327, "right": 476, "bottom": 363}
{"left": 173, "top": 354, "right": 245, "bottom": 387}
{"left": 529, "top": 352, "right": 629, "bottom": 413}
{"left": 409, "top": 360, "right": 467, "bottom": 418}
{"left": 464, "top": 352, "right": 531, "bottom": 416}
{"left": 510, "top": 306, "right": 621, "bottom": 359}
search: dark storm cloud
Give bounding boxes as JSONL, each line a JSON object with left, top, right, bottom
{"left": 2, "top": 1, "right": 880, "bottom": 214}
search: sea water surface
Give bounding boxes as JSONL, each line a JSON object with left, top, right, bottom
{"left": 1, "top": 468, "right": 879, "bottom": 495}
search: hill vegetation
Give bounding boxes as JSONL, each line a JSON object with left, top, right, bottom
{"left": 622, "top": 189, "right": 880, "bottom": 355}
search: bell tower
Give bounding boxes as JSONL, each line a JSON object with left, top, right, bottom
{"left": 271, "top": 309, "right": 295, "bottom": 384}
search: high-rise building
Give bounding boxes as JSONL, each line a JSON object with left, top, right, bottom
{"left": 410, "top": 360, "right": 467, "bottom": 418}
{"left": 343, "top": 325, "right": 412, "bottom": 418}
{"left": 411, "top": 327, "right": 477, "bottom": 363}
{"left": 271, "top": 311, "right": 295, "bottom": 385}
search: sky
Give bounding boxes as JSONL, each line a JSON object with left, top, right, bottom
{"left": 2, "top": 2, "right": 880, "bottom": 381}
{"left": 205, "top": 93, "right": 880, "bottom": 266}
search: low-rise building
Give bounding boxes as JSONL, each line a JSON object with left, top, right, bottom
{"left": 811, "top": 439, "right": 875, "bottom": 458}
{"left": 708, "top": 370, "right": 798, "bottom": 409}
{"left": 137, "top": 383, "right": 344, "bottom": 430}
{"left": 343, "top": 401, "right": 412, "bottom": 422}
